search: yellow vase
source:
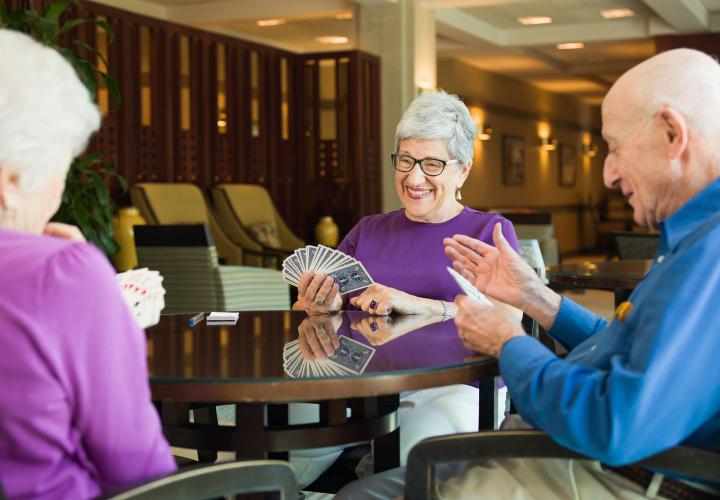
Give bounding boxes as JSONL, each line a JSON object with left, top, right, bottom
{"left": 315, "top": 216, "right": 339, "bottom": 248}
{"left": 112, "top": 207, "right": 146, "bottom": 271}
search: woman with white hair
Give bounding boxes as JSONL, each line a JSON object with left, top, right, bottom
{"left": 295, "top": 90, "right": 520, "bottom": 319}
{"left": 0, "top": 30, "right": 175, "bottom": 498}
{"left": 292, "top": 90, "right": 521, "bottom": 480}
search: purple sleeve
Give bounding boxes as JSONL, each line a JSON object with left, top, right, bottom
{"left": 498, "top": 217, "right": 520, "bottom": 253}
{"left": 43, "top": 244, "right": 175, "bottom": 491}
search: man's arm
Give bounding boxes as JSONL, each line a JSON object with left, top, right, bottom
{"left": 500, "top": 251, "right": 720, "bottom": 464}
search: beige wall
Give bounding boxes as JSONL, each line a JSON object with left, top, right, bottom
{"left": 438, "top": 57, "right": 610, "bottom": 255}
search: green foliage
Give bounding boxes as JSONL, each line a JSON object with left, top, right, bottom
{"left": 0, "top": 0, "right": 125, "bottom": 257}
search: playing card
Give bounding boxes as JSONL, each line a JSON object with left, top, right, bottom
{"left": 328, "top": 262, "right": 373, "bottom": 294}
{"left": 306, "top": 246, "right": 317, "bottom": 270}
{"left": 116, "top": 267, "right": 166, "bottom": 329}
{"left": 327, "top": 336, "right": 375, "bottom": 374}
{"left": 446, "top": 267, "right": 492, "bottom": 305}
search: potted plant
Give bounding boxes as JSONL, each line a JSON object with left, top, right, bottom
{"left": 0, "top": 0, "right": 126, "bottom": 257}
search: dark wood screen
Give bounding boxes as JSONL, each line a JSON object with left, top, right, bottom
{"left": 4, "top": 0, "right": 381, "bottom": 241}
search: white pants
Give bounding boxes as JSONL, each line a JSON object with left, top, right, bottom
{"left": 335, "top": 415, "right": 690, "bottom": 500}
{"left": 213, "top": 384, "right": 483, "bottom": 489}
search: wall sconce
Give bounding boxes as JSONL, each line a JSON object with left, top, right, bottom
{"left": 582, "top": 143, "right": 598, "bottom": 157}
{"left": 477, "top": 125, "right": 492, "bottom": 141}
{"left": 539, "top": 136, "right": 558, "bottom": 151}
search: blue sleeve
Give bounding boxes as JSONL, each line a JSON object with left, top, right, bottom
{"left": 500, "top": 242, "right": 720, "bottom": 465}
{"left": 548, "top": 296, "right": 608, "bottom": 350}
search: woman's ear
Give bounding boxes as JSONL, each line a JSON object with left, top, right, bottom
{"left": 457, "top": 160, "right": 472, "bottom": 188}
{"left": 0, "top": 167, "right": 20, "bottom": 211}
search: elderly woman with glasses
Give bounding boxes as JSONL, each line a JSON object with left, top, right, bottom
{"left": 290, "top": 91, "right": 522, "bottom": 477}
{"left": 0, "top": 30, "right": 175, "bottom": 498}
{"left": 294, "top": 90, "right": 520, "bottom": 317}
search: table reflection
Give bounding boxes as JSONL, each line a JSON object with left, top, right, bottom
{"left": 146, "top": 311, "right": 479, "bottom": 382}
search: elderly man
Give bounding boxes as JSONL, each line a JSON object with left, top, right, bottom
{"left": 336, "top": 48, "right": 720, "bottom": 499}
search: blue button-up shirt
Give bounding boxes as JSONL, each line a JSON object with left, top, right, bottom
{"left": 500, "top": 178, "right": 720, "bottom": 470}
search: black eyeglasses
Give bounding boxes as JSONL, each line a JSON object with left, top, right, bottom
{"left": 391, "top": 153, "right": 459, "bottom": 177}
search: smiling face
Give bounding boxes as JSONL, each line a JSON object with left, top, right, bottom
{"left": 395, "top": 138, "right": 470, "bottom": 223}
{"left": 601, "top": 95, "right": 677, "bottom": 228}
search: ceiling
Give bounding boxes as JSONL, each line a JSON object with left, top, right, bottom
{"left": 127, "top": 0, "right": 720, "bottom": 105}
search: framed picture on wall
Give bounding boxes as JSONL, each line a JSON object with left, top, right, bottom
{"left": 502, "top": 135, "right": 525, "bottom": 185}
{"left": 559, "top": 144, "right": 577, "bottom": 187}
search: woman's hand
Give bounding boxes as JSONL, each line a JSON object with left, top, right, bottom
{"left": 454, "top": 295, "right": 526, "bottom": 358}
{"left": 43, "top": 222, "right": 86, "bottom": 242}
{"left": 351, "top": 314, "right": 445, "bottom": 345}
{"left": 292, "top": 271, "right": 342, "bottom": 315}
{"left": 297, "top": 314, "right": 342, "bottom": 361}
{"left": 444, "top": 222, "right": 561, "bottom": 327}
{"left": 349, "top": 283, "right": 431, "bottom": 315}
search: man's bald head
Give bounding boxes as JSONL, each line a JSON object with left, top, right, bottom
{"left": 601, "top": 48, "right": 720, "bottom": 228}
{"left": 604, "top": 48, "right": 720, "bottom": 139}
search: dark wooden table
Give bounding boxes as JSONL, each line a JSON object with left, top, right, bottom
{"left": 147, "top": 311, "right": 499, "bottom": 472}
{"left": 547, "top": 259, "right": 652, "bottom": 306}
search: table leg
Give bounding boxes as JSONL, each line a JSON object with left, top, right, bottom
{"left": 192, "top": 405, "right": 218, "bottom": 463}
{"left": 478, "top": 378, "right": 496, "bottom": 430}
{"left": 373, "top": 395, "right": 400, "bottom": 472}
{"left": 267, "top": 404, "right": 289, "bottom": 461}
{"left": 235, "top": 403, "right": 267, "bottom": 460}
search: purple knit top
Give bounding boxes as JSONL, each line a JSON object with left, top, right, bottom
{"left": 337, "top": 207, "right": 519, "bottom": 302}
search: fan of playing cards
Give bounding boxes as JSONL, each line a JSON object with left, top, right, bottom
{"left": 282, "top": 245, "right": 374, "bottom": 294}
{"left": 283, "top": 335, "right": 376, "bottom": 378}
{"left": 116, "top": 268, "right": 166, "bottom": 329}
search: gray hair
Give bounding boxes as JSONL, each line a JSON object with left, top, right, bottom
{"left": 0, "top": 29, "right": 100, "bottom": 191}
{"left": 394, "top": 90, "right": 477, "bottom": 166}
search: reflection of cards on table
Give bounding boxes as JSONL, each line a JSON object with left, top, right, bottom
{"left": 207, "top": 311, "right": 239, "bottom": 325}
{"left": 116, "top": 267, "right": 166, "bottom": 329}
{"left": 283, "top": 335, "right": 375, "bottom": 378}
{"left": 447, "top": 267, "right": 492, "bottom": 305}
{"left": 282, "top": 245, "right": 374, "bottom": 294}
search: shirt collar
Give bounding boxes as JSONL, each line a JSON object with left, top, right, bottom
{"left": 659, "top": 177, "right": 720, "bottom": 252}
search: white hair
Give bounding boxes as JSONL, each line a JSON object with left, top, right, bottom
{"left": 394, "top": 90, "right": 477, "bottom": 166}
{"left": 0, "top": 29, "right": 101, "bottom": 191}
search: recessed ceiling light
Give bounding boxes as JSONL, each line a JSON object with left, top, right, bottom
{"left": 315, "top": 36, "right": 349, "bottom": 44}
{"left": 600, "top": 8, "right": 634, "bottom": 19}
{"left": 556, "top": 42, "right": 584, "bottom": 50}
{"left": 517, "top": 16, "right": 553, "bottom": 25}
{"left": 336, "top": 12, "right": 353, "bottom": 20}
{"left": 256, "top": 19, "right": 286, "bottom": 27}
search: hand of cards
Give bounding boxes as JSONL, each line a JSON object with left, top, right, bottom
{"left": 283, "top": 335, "right": 375, "bottom": 378}
{"left": 282, "top": 245, "right": 374, "bottom": 294}
{"left": 447, "top": 267, "right": 492, "bottom": 305}
{"left": 116, "top": 268, "right": 166, "bottom": 329}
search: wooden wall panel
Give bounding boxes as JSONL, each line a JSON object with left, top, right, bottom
{"left": 3, "top": 0, "right": 381, "bottom": 242}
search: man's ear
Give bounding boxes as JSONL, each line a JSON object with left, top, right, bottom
{"left": 0, "top": 167, "right": 20, "bottom": 211}
{"left": 656, "top": 106, "right": 688, "bottom": 160}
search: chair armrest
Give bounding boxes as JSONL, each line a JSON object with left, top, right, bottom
{"left": 406, "top": 430, "right": 581, "bottom": 499}
{"left": 405, "top": 430, "right": 720, "bottom": 500}
{"left": 102, "top": 460, "right": 297, "bottom": 499}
